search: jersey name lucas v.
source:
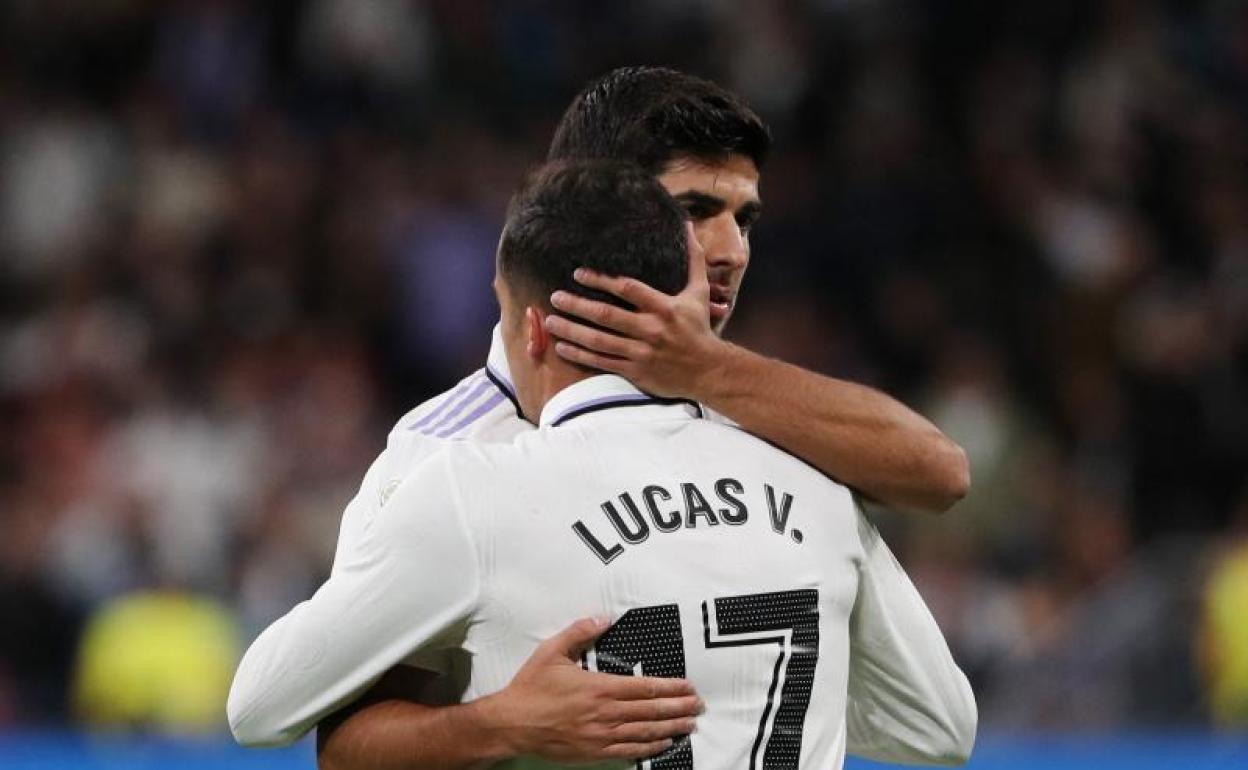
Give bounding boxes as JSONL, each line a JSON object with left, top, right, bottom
{"left": 572, "top": 478, "right": 802, "bottom": 565}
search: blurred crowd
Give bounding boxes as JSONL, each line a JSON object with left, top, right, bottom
{"left": 1, "top": 0, "right": 1246, "bottom": 734}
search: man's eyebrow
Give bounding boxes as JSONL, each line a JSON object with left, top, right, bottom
{"left": 736, "top": 200, "right": 763, "bottom": 221}
{"left": 671, "top": 191, "right": 727, "bottom": 211}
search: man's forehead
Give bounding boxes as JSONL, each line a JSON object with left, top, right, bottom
{"left": 658, "top": 154, "right": 761, "bottom": 203}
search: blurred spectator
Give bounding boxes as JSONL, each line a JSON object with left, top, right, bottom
{"left": 1, "top": 108, "right": 123, "bottom": 282}
{"left": 1200, "top": 493, "right": 1248, "bottom": 727}
{"left": 72, "top": 591, "right": 239, "bottom": 733}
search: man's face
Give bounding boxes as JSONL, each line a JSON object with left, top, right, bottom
{"left": 657, "top": 153, "right": 762, "bottom": 333}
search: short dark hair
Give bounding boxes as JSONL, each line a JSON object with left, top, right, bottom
{"left": 498, "top": 161, "right": 687, "bottom": 315}
{"left": 547, "top": 66, "right": 771, "bottom": 174}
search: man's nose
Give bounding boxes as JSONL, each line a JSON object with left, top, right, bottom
{"left": 698, "top": 214, "right": 748, "bottom": 269}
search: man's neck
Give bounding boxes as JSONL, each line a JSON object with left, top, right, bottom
{"left": 529, "top": 357, "right": 594, "bottom": 422}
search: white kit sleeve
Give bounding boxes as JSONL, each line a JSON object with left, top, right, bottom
{"left": 328, "top": 447, "right": 391, "bottom": 576}
{"left": 227, "top": 451, "right": 479, "bottom": 747}
{"left": 330, "top": 406, "right": 470, "bottom": 575}
{"left": 844, "top": 507, "right": 978, "bottom": 766}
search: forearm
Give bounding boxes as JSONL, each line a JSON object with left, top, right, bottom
{"left": 230, "top": 458, "right": 479, "bottom": 748}
{"left": 319, "top": 697, "right": 512, "bottom": 770}
{"left": 696, "top": 342, "right": 969, "bottom": 513}
{"left": 314, "top": 616, "right": 698, "bottom": 770}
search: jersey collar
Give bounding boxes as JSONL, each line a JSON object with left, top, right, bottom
{"left": 484, "top": 324, "right": 521, "bottom": 416}
{"left": 538, "top": 374, "right": 701, "bottom": 428}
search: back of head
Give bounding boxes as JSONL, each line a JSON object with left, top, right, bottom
{"left": 547, "top": 66, "right": 771, "bottom": 174}
{"left": 498, "top": 160, "right": 688, "bottom": 314}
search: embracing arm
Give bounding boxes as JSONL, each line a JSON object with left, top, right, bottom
{"left": 246, "top": 447, "right": 699, "bottom": 767}
{"left": 692, "top": 343, "right": 969, "bottom": 512}
{"left": 227, "top": 457, "right": 477, "bottom": 747}
{"left": 844, "top": 506, "right": 977, "bottom": 765}
{"left": 544, "top": 237, "right": 969, "bottom": 512}
{"left": 321, "top": 700, "right": 495, "bottom": 770}
{"left": 318, "top": 667, "right": 506, "bottom": 770}
{"left": 317, "top": 620, "right": 700, "bottom": 770}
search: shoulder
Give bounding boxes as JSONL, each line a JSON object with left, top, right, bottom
{"left": 386, "top": 370, "right": 527, "bottom": 452}
{"left": 374, "top": 446, "right": 462, "bottom": 536}
{"left": 359, "top": 373, "right": 523, "bottom": 520}
{"left": 363, "top": 447, "right": 485, "bottom": 585}
{"left": 384, "top": 439, "right": 511, "bottom": 509}
{"left": 391, "top": 369, "right": 497, "bottom": 435}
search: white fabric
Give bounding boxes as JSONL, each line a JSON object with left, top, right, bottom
{"left": 229, "top": 334, "right": 976, "bottom": 767}
{"left": 328, "top": 325, "right": 525, "bottom": 579}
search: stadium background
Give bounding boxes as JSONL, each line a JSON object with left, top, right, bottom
{"left": 1, "top": 0, "right": 1246, "bottom": 767}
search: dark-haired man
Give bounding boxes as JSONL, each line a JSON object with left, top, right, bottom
{"left": 544, "top": 66, "right": 967, "bottom": 514}
{"left": 232, "top": 66, "right": 973, "bottom": 767}
{"left": 229, "top": 161, "right": 976, "bottom": 768}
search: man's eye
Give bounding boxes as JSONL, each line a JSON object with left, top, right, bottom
{"left": 684, "top": 203, "right": 713, "bottom": 220}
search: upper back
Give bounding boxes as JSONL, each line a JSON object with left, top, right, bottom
{"left": 458, "top": 413, "right": 861, "bottom": 585}
{"left": 449, "top": 405, "right": 865, "bottom": 769}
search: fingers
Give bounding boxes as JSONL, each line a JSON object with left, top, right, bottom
{"left": 599, "top": 673, "right": 696, "bottom": 700}
{"left": 549, "top": 291, "right": 645, "bottom": 337}
{"left": 608, "top": 717, "right": 696, "bottom": 743}
{"left": 571, "top": 268, "right": 670, "bottom": 312}
{"left": 539, "top": 617, "right": 611, "bottom": 660}
{"left": 599, "top": 739, "right": 676, "bottom": 761}
{"left": 544, "top": 314, "right": 647, "bottom": 359}
{"left": 603, "top": 695, "right": 703, "bottom": 723}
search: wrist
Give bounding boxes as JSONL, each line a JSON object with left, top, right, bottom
{"left": 458, "top": 692, "right": 525, "bottom": 762}
{"left": 693, "top": 340, "right": 749, "bottom": 405}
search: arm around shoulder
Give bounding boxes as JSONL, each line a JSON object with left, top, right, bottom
{"left": 698, "top": 342, "right": 970, "bottom": 514}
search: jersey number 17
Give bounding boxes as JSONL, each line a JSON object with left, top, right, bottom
{"left": 583, "top": 589, "right": 820, "bottom": 770}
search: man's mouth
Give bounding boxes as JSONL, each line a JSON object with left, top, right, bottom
{"left": 708, "top": 284, "right": 733, "bottom": 323}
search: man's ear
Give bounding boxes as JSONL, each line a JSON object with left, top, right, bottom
{"left": 525, "top": 305, "right": 549, "bottom": 358}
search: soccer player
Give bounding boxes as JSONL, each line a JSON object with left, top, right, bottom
{"left": 235, "top": 67, "right": 972, "bottom": 767}
{"left": 228, "top": 161, "right": 976, "bottom": 769}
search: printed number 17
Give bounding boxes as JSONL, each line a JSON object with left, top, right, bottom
{"left": 584, "top": 589, "right": 820, "bottom": 770}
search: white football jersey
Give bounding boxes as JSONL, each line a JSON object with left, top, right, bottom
{"left": 230, "top": 354, "right": 977, "bottom": 767}
{"left": 329, "top": 326, "right": 529, "bottom": 572}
